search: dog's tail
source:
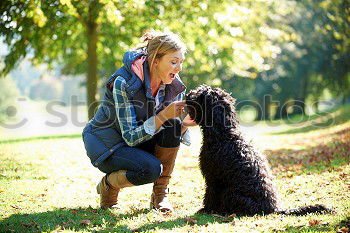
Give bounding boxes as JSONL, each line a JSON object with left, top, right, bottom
{"left": 276, "top": 204, "right": 333, "bottom": 216}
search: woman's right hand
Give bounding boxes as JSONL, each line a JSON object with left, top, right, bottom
{"left": 159, "top": 101, "right": 186, "bottom": 121}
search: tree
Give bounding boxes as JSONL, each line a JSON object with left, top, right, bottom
{"left": 1, "top": 0, "right": 161, "bottom": 119}
{"left": 255, "top": 0, "right": 350, "bottom": 118}
{"left": 0, "top": 0, "right": 289, "bottom": 119}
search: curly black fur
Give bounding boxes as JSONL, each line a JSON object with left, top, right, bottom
{"left": 186, "top": 84, "right": 332, "bottom": 216}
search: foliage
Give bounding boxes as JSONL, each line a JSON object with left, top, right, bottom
{"left": 0, "top": 0, "right": 290, "bottom": 119}
{"left": 253, "top": 0, "right": 350, "bottom": 119}
{"left": 0, "top": 0, "right": 348, "bottom": 120}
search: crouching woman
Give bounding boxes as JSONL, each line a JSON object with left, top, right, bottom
{"left": 82, "top": 30, "right": 195, "bottom": 212}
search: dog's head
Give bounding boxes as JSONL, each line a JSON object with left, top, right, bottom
{"left": 185, "top": 85, "right": 238, "bottom": 129}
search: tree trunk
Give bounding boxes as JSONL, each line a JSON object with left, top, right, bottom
{"left": 342, "top": 95, "right": 347, "bottom": 105}
{"left": 274, "top": 101, "right": 288, "bottom": 119}
{"left": 313, "top": 101, "right": 319, "bottom": 113}
{"left": 256, "top": 95, "right": 271, "bottom": 121}
{"left": 293, "top": 75, "right": 308, "bottom": 115}
{"left": 263, "top": 95, "right": 271, "bottom": 120}
{"left": 256, "top": 99, "right": 264, "bottom": 121}
{"left": 86, "top": 14, "right": 98, "bottom": 120}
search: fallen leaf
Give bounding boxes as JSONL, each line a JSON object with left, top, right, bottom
{"left": 212, "top": 214, "right": 224, "bottom": 218}
{"left": 22, "top": 221, "right": 38, "bottom": 228}
{"left": 309, "top": 219, "right": 321, "bottom": 226}
{"left": 10, "top": 205, "right": 21, "bottom": 209}
{"left": 338, "top": 227, "right": 349, "bottom": 233}
{"left": 221, "top": 218, "right": 232, "bottom": 223}
{"left": 184, "top": 217, "right": 197, "bottom": 224}
{"left": 80, "top": 219, "right": 91, "bottom": 226}
{"left": 53, "top": 226, "right": 62, "bottom": 232}
{"left": 130, "top": 205, "right": 139, "bottom": 214}
{"left": 339, "top": 173, "right": 347, "bottom": 180}
{"left": 162, "top": 211, "right": 173, "bottom": 217}
{"left": 228, "top": 213, "right": 237, "bottom": 218}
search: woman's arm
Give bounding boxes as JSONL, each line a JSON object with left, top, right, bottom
{"left": 113, "top": 76, "right": 185, "bottom": 147}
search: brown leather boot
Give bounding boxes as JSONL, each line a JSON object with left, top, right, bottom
{"left": 96, "top": 170, "right": 133, "bottom": 209}
{"left": 150, "top": 145, "right": 180, "bottom": 212}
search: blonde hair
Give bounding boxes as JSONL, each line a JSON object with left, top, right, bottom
{"left": 139, "top": 30, "right": 186, "bottom": 70}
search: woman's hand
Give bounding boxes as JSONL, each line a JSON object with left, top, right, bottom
{"left": 182, "top": 114, "right": 197, "bottom": 126}
{"left": 159, "top": 101, "right": 186, "bottom": 121}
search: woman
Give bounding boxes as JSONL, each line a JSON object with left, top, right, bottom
{"left": 82, "top": 30, "right": 196, "bottom": 212}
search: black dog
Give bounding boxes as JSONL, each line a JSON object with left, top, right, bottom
{"left": 186, "top": 85, "right": 332, "bottom": 216}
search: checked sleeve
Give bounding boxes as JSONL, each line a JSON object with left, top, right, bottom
{"left": 113, "top": 76, "right": 157, "bottom": 147}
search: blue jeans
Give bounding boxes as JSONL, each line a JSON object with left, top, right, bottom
{"left": 97, "top": 119, "right": 182, "bottom": 186}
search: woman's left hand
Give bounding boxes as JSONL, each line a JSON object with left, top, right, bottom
{"left": 182, "top": 114, "right": 197, "bottom": 127}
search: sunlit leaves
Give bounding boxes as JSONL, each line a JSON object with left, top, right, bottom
{"left": 28, "top": 4, "right": 47, "bottom": 27}
{"left": 1, "top": 0, "right": 347, "bottom": 116}
{"left": 59, "top": 0, "right": 79, "bottom": 18}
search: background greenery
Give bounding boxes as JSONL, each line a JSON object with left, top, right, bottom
{"left": 1, "top": 0, "right": 348, "bottom": 119}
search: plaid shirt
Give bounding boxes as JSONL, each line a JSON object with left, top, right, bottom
{"left": 113, "top": 76, "right": 191, "bottom": 147}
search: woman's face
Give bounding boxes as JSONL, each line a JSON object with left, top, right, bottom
{"left": 153, "top": 50, "right": 185, "bottom": 84}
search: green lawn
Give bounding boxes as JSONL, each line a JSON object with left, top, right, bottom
{"left": 0, "top": 105, "right": 349, "bottom": 233}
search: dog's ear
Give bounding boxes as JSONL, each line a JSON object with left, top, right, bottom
{"left": 211, "top": 101, "right": 230, "bottom": 128}
{"left": 185, "top": 89, "right": 205, "bottom": 125}
{"left": 185, "top": 100, "right": 203, "bottom": 125}
{"left": 211, "top": 98, "right": 239, "bottom": 130}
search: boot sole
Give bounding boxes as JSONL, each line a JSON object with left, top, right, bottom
{"left": 149, "top": 200, "right": 173, "bottom": 212}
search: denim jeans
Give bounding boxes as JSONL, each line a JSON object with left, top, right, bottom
{"left": 97, "top": 119, "right": 182, "bottom": 185}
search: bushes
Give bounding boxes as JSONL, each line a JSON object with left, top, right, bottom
{"left": 29, "top": 75, "right": 63, "bottom": 101}
{"left": 0, "top": 77, "right": 20, "bottom": 122}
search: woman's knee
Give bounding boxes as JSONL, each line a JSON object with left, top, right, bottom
{"left": 131, "top": 159, "right": 162, "bottom": 185}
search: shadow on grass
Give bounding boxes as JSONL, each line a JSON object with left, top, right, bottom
{"left": 0, "top": 208, "right": 234, "bottom": 233}
{"left": 127, "top": 212, "right": 345, "bottom": 233}
{"left": 271, "top": 104, "right": 350, "bottom": 135}
{"left": 130, "top": 213, "right": 236, "bottom": 232}
{"left": 0, "top": 133, "right": 81, "bottom": 144}
{"left": 2, "top": 209, "right": 343, "bottom": 233}
{"left": 0, "top": 207, "right": 151, "bottom": 233}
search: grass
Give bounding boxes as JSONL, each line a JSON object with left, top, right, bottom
{"left": 0, "top": 105, "right": 349, "bottom": 232}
